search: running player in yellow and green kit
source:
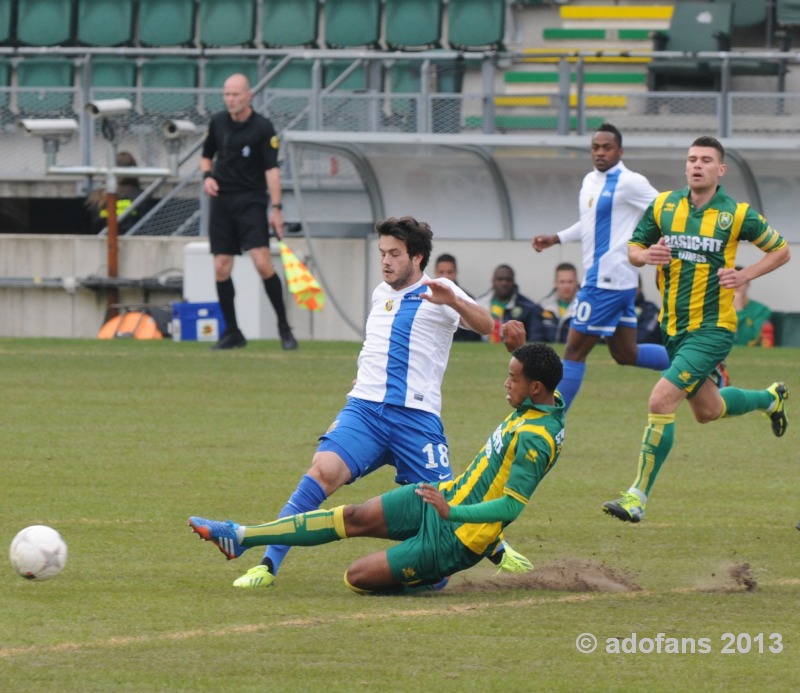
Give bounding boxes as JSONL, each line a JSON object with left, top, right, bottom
{"left": 189, "top": 343, "right": 565, "bottom": 594}
{"left": 603, "top": 136, "right": 790, "bottom": 523}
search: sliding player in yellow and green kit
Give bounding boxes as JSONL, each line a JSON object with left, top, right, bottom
{"left": 189, "top": 343, "right": 565, "bottom": 594}
{"left": 603, "top": 136, "right": 790, "bottom": 524}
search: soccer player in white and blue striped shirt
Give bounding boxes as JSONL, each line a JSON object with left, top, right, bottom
{"left": 533, "top": 124, "right": 670, "bottom": 411}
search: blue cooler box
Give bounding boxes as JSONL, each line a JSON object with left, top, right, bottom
{"left": 171, "top": 302, "right": 227, "bottom": 342}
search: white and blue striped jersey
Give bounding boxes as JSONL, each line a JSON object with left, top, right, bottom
{"left": 348, "top": 275, "right": 471, "bottom": 416}
{"left": 557, "top": 161, "right": 657, "bottom": 291}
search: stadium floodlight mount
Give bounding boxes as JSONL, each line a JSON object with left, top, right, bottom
{"left": 161, "top": 119, "right": 198, "bottom": 140}
{"left": 85, "top": 98, "right": 133, "bottom": 118}
{"left": 18, "top": 118, "right": 80, "bottom": 138}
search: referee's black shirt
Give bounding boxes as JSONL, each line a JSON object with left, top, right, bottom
{"left": 201, "top": 110, "right": 280, "bottom": 195}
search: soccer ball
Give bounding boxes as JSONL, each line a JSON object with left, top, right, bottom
{"left": 9, "top": 525, "right": 68, "bottom": 581}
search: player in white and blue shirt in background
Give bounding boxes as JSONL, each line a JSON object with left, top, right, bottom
{"left": 232, "top": 216, "right": 533, "bottom": 589}
{"left": 533, "top": 124, "right": 670, "bottom": 411}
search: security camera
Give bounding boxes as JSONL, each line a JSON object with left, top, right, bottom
{"left": 162, "top": 119, "right": 198, "bottom": 139}
{"left": 85, "top": 98, "right": 132, "bottom": 117}
{"left": 18, "top": 118, "right": 79, "bottom": 137}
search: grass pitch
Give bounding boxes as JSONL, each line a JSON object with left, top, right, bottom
{"left": 2, "top": 338, "right": 799, "bottom": 692}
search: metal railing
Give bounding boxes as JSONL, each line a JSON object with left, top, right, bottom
{"left": 1, "top": 47, "right": 798, "bottom": 236}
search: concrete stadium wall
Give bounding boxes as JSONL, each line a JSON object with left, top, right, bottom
{"left": 0, "top": 235, "right": 795, "bottom": 341}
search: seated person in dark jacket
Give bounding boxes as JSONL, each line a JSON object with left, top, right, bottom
{"left": 477, "top": 264, "right": 545, "bottom": 344}
{"left": 435, "top": 253, "right": 482, "bottom": 342}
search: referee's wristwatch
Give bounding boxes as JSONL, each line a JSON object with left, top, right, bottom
{"left": 273, "top": 203, "right": 283, "bottom": 210}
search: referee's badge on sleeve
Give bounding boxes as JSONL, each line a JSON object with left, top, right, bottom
{"left": 270, "top": 135, "right": 279, "bottom": 149}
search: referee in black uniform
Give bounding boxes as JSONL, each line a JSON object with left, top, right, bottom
{"left": 200, "top": 73, "right": 297, "bottom": 350}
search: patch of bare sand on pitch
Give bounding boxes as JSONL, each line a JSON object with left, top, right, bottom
{"left": 684, "top": 562, "right": 758, "bottom": 594}
{"left": 451, "top": 557, "right": 640, "bottom": 594}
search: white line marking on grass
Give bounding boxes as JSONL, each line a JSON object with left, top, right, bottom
{"left": 3, "top": 579, "right": 799, "bottom": 659}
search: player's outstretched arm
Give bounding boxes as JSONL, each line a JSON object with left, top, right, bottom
{"left": 422, "top": 280, "right": 494, "bottom": 335}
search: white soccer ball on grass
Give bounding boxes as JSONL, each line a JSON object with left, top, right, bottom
{"left": 9, "top": 525, "right": 68, "bottom": 581}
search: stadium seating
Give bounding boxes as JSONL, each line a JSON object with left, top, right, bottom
{"left": 263, "top": 58, "right": 316, "bottom": 131}
{"left": 324, "top": 0, "right": 381, "bottom": 48}
{"left": 649, "top": 2, "right": 782, "bottom": 91}
{"left": 386, "top": 60, "right": 421, "bottom": 131}
{"left": 17, "top": 0, "right": 74, "bottom": 46}
{"left": 648, "top": 2, "right": 733, "bottom": 90}
{"left": 447, "top": 0, "right": 506, "bottom": 50}
{"left": 776, "top": 0, "right": 800, "bottom": 27}
{"left": 140, "top": 57, "right": 198, "bottom": 115}
{"left": 16, "top": 57, "right": 75, "bottom": 113}
{"left": 199, "top": 0, "right": 255, "bottom": 47}
{"left": 138, "top": 0, "right": 196, "bottom": 47}
{"left": 88, "top": 56, "right": 136, "bottom": 103}
{"left": 726, "top": 0, "right": 768, "bottom": 28}
{"left": 384, "top": 0, "right": 442, "bottom": 51}
{"left": 77, "top": 0, "right": 135, "bottom": 47}
{"left": 321, "top": 59, "right": 372, "bottom": 131}
{"left": 0, "top": 0, "right": 11, "bottom": 44}
{"left": 262, "top": 0, "right": 319, "bottom": 48}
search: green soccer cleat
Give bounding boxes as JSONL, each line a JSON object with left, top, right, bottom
{"left": 766, "top": 382, "right": 789, "bottom": 437}
{"left": 232, "top": 564, "right": 275, "bottom": 589}
{"left": 496, "top": 542, "right": 533, "bottom": 574}
{"left": 602, "top": 491, "right": 645, "bottom": 523}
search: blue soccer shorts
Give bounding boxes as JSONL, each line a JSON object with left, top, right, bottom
{"left": 570, "top": 285, "right": 637, "bottom": 338}
{"left": 317, "top": 397, "right": 453, "bottom": 485}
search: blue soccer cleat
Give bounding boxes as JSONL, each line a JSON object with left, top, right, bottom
{"left": 188, "top": 516, "right": 246, "bottom": 560}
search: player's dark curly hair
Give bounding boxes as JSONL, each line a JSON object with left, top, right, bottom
{"left": 376, "top": 216, "right": 433, "bottom": 271}
{"left": 596, "top": 122, "right": 622, "bottom": 148}
{"left": 512, "top": 342, "right": 563, "bottom": 393}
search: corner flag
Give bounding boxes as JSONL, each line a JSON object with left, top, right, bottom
{"left": 278, "top": 241, "right": 326, "bottom": 311}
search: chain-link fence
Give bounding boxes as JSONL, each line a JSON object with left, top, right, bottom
{"left": 1, "top": 50, "right": 797, "bottom": 236}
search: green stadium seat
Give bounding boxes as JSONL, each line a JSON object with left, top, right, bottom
{"left": 204, "top": 58, "right": 261, "bottom": 112}
{"left": 384, "top": 0, "right": 442, "bottom": 50}
{"left": 87, "top": 56, "right": 136, "bottom": 104}
{"left": 324, "top": 0, "right": 381, "bottom": 48}
{"left": 77, "top": 0, "right": 135, "bottom": 46}
{"left": 141, "top": 58, "right": 198, "bottom": 115}
{"left": 777, "top": 0, "right": 800, "bottom": 23}
{"left": 322, "top": 59, "right": 371, "bottom": 131}
{"left": 138, "top": 0, "right": 195, "bottom": 47}
{"left": 447, "top": 0, "right": 505, "bottom": 50}
{"left": 262, "top": 0, "right": 319, "bottom": 48}
{"left": 0, "top": 0, "right": 12, "bottom": 44}
{"left": 16, "top": 57, "right": 75, "bottom": 113}
{"left": 199, "top": 0, "right": 255, "bottom": 47}
{"left": 387, "top": 60, "right": 422, "bottom": 131}
{"left": 726, "top": 0, "right": 767, "bottom": 28}
{"left": 324, "top": 60, "right": 367, "bottom": 91}
{"left": 263, "top": 59, "right": 316, "bottom": 131}
{"left": 649, "top": 2, "right": 731, "bottom": 90}
{"left": 650, "top": 2, "right": 781, "bottom": 90}
{"left": 17, "top": 0, "right": 75, "bottom": 46}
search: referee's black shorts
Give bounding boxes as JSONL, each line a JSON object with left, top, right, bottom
{"left": 209, "top": 190, "right": 270, "bottom": 255}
